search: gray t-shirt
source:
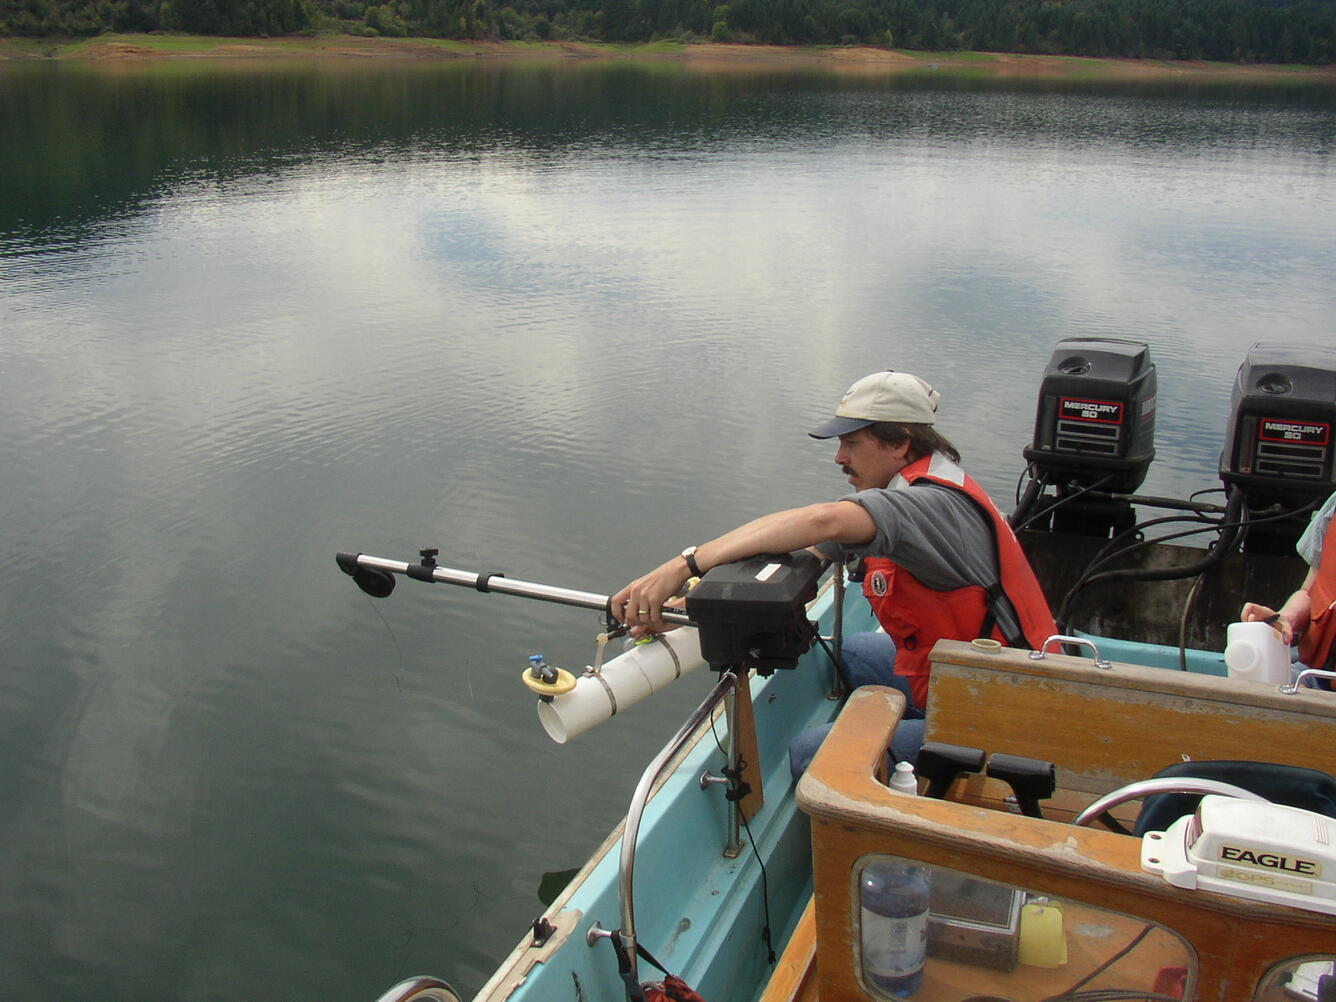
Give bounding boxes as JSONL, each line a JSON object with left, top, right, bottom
{"left": 814, "top": 452, "right": 1022, "bottom": 640}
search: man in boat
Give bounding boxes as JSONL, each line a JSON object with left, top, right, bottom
{"left": 1242, "top": 487, "right": 1336, "bottom": 679}
{"left": 612, "top": 370, "right": 1058, "bottom": 770}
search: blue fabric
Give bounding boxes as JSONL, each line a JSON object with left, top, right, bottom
{"left": 837, "top": 632, "right": 901, "bottom": 691}
{"left": 1133, "top": 760, "right": 1336, "bottom": 837}
{"left": 788, "top": 631, "right": 926, "bottom": 780}
{"left": 788, "top": 719, "right": 927, "bottom": 780}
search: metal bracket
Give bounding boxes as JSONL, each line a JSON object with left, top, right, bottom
{"left": 1028, "top": 634, "right": 1111, "bottom": 669}
{"left": 1281, "top": 667, "right": 1336, "bottom": 695}
{"left": 585, "top": 921, "right": 615, "bottom": 947}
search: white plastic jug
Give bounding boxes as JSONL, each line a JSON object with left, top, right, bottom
{"left": 1224, "top": 621, "right": 1291, "bottom": 685}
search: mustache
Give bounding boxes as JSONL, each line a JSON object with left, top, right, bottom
{"left": 841, "top": 466, "right": 855, "bottom": 477}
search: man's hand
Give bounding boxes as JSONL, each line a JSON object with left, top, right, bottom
{"left": 611, "top": 556, "right": 690, "bottom": 635}
{"left": 611, "top": 500, "right": 872, "bottom": 635}
{"left": 1241, "top": 602, "right": 1293, "bottom": 645}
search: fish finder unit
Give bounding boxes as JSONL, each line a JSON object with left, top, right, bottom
{"left": 686, "top": 550, "right": 824, "bottom": 674}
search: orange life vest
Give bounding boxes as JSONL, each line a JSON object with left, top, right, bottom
{"left": 859, "top": 454, "right": 1058, "bottom": 707}
{"left": 1300, "top": 513, "right": 1336, "bottom": 671}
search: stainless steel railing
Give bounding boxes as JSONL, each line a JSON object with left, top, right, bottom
{"left": 587, "top": 669, "right": 741, "bottom": 981}
{"left": 372, "top": 976, "right": 461, "bottom": 1002}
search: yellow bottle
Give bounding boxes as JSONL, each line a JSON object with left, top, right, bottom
{"left": 1018, "top": 899, "right": 1067, "bottom": 968}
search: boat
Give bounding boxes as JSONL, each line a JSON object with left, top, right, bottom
{"left": 341, "top": 337, "right": 1336, "bottom": 1002}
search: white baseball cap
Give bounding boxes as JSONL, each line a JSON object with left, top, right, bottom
{"left": 809, "top": 371, "right": 940, "bottom": 439}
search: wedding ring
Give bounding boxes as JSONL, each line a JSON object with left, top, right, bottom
{"left": 638, "top": 609, "right": 650, "bottom": 615}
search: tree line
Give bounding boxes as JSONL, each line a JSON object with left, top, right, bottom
{"left": 3, "top": 0, "right": 1334, "bottom": 64}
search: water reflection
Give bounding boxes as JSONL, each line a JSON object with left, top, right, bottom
{"left": 1, "top": 58, "right": 1334, "bottom": 1001}
{"left": 3, "top": 60, "right": 1333, "bottom": 240}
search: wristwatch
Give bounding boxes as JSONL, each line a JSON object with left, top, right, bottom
{"left": 680, "top": 546, "right": 703, "bottom": 578}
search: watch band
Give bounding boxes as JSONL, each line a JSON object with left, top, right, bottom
{"left": 681, "top": 546, "right": 703, "bottom": 578}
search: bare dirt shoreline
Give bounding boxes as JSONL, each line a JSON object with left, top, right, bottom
{"left": 2, "top": 34, "right": 1334, "bottom": 82}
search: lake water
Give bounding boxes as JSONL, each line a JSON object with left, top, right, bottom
{"left": 2, "top": 56, "right": 1334, "bottom": 1000}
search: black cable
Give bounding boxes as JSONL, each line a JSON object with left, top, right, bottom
{"left": 1014, "top": 464, "right": 1030, "bottom": 506}
{"left": 814, "top": 630, "right": 853, "bottom": 694}
{"left": 1027, "top": 481, "right": 1316, "bottom": 620}
{"left": 1082, "top": 509, "right": 1221, "bottom": 573}
{"left": 1056, "top": 490, "right": 1250, "bottom": 631}
{"left": 708, "top": 715, "right": 777, "bottom": 966}
{"left": 1074, "top": 489, "right": 1320, "bottom": 590}
{"left": 1058, "top": 487, "right": 1323, "bottom": 629}
{"left": 1010, "top": 468, "right": 1048, "bottom": 529}
{"left": 1056, "top": 512, "right": 1230, "bottom": 625}
{"left": 1041, "top": 992, "right": 1184, "bottom": 1002}
{"left": 1011, "top": 473, "right": 1117, "bottom": 535}
{"left": 1179, "top": 572, "right": 1206, "bottom": 671}
{"left": 1014, "top": 463, "right": 1046, "bottom": 507}
{"left": 739, "top": 801, "right": 778, "bottom": 965}
{"left": 1044, "top": 924, "right": 1154, "bottom": 1000}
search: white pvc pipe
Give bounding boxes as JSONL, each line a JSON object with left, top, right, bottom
{"left": 536, "top": 629, "right": 706, "bottom": 743}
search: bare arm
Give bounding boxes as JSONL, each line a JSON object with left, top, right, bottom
{"left": 1241, "top": 565, "right": 1319, "bottom": 646}
{"left": 612, "top": 500, "right": 877, "bottom": 632}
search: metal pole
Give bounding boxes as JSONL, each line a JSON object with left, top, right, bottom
{"left": 828, "top": 567, "right": 846, "bottom": 700}
{"left": 723, "top": 683, "right": 741, "bottom": 858}
{"left": 339, "top": 552, "right": 693, "bottom": 626}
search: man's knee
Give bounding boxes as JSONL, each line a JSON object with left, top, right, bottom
{"left": 788, "top": 722, "right": 835, "bottom": 781}
{"left": 788, "top": 716, "right": 925, "bottom": 781}
{"left": 839, "top": 631, "right": 898, "bottom": 689}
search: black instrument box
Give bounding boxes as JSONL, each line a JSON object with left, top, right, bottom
{"left": 686, "top": 551, "right": 824, "bottom": 673}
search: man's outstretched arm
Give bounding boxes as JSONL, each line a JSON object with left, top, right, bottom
{"left": 611, "top": 499, "right": 877, "bottom": 633}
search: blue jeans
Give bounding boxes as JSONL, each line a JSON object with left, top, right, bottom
{"left": 788, "top": 632, "right": 926, "bottom": 779}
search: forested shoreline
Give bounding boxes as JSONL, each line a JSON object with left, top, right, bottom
{"left": 3, "top": 0, "right": 1334, "bottom": 64}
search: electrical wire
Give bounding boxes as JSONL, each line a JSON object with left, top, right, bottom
{"left": 1074, "top": 510, "right": 1220, "bottom": 581}
{"left": 1054, "top": 519, "right": 1238, "bottom": 631}
{"left": 707, "top": 714, "right": 777, "bottom": 966}
{"left": 1077, "top": 484, "right": 1319, "bottom": 579}
{"left": 1054, "top": 491, "right": 1249, "bottom": 631}
{"left": 1056, "top": 512, "right": 1229, "bottom": 615}
{"left": 1057, "top": 487, "right": 1322, "bottom": 629}
{"left": 814, "top": 631, "right": 853, "bottom": 694}
{"left": 1013, "top": 469, "right": 1320, "bottom": 635}
{"left": 1043, "top": 924, "right": 1154, "bottom": 1000}
{"left": 1014, "top": 463, "right": 1043, "bottom": 506}
{"left": 1040, "top": 992, "right": 1184, "bottom": 1002}
{"left": 1178, "top": 572, "right": 1206, "bottom": 671}
{"left": 1011, "top": 473, "right": 1117, "bottom": 535}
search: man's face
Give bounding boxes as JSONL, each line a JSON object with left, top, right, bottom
{"left": 833, "top": 429, "right": 911, "bottom": 491}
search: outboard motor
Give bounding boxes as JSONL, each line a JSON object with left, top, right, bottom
{"left": 1220, "top": 342, "right": 1336, "bottom": 553}
{"left": 1021, "top": 338, "right": 1157, "bottom": 536}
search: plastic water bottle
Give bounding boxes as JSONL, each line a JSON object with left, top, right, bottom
{"left": 860, "top": 860, "right": 930, "bottom": 997}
